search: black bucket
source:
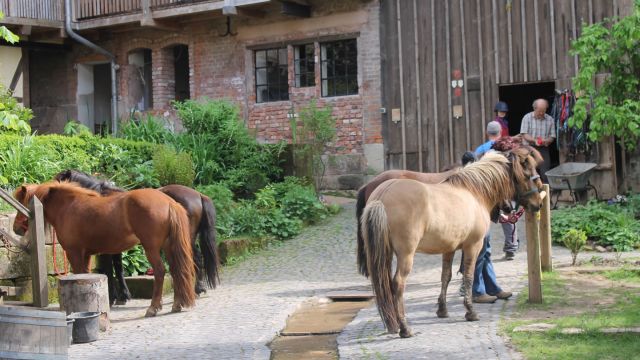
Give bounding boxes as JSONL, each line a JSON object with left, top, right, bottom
{"left": 66, "top": 318, "right": 75, "bottom": 345}
{"left": 68, "top": 312, "right": 100, "bottom": 344}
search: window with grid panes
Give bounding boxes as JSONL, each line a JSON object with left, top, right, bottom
{"left": 294, "top": 44, "right": 315, "bottom": 87}
{"left": 320, "top": 39, "right": 358, "bottom": 97}
{"left": 255, "top": 48, "right": 289, "bottom": 103}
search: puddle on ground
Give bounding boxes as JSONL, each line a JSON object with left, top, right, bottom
{"left": 269, "top": 291, "right": 373, "bottom": 360}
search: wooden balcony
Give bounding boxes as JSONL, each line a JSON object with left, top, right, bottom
{"left": 0, "top": 0, "right": 271, "bottom": 31}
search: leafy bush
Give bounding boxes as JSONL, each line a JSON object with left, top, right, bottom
{"left": 63, "top": 120, "right": 92, "bottom": 137}
{"left": 152, "top": 145, "right": 195, "bottom": 186}
{"left": 562, "top": 229, "right": 587, "bottom": 266}
{"left": 119, "top": 115, "right": 174, "bottom": 144}
{"left": 552, "top": 200, "right": 640, "bottom": 251}
{"left": 173, "top": 99, "right": 284, "bottom": 195}
{"left": 0, "top": 134, "right": 159, "bottom": 188}
{"left": 290, "top": 100, "right": 337, "bottom": 190}
{"left": 121, "top": 245, "right": 151, "bottom": 276}
{"left": 0, "top": 85, "right": 32, "bottom": 135}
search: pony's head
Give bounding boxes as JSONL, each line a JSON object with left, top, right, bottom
{"left": 12, "top": 184, "right": 41, "bottom": 236}
{"left": 507, "top": 146, "right": 544, "bottom": 212}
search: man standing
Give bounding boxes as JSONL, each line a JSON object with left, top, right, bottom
{"left": 519, "top": 98, "right": 556, "bottom": 182}
{"left": 475, "top": 121, "right": 518, "bottom": 260}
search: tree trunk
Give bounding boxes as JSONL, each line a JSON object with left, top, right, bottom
{"left": 58, "top": 274, "right": 110, "bottom": 331}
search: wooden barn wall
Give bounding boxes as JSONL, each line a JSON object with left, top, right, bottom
{"left": 381, "top": 0, "right": 618, "bottom": 172}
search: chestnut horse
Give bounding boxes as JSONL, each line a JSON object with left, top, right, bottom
{"left": 355, "top": 168, "right": 461, "bottom": 277}
{"left": 13, "top": 182, "right": 196, "bottom": 317}
{"left": 54, "top": 170, "right": 220, "bottom": 305}
{"left": 361, "top": 148, "right": 543, "bottom": 337}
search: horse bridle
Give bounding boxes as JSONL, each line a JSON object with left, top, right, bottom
{"left": 507, "top": 151, "right": 543, "bottom": 208}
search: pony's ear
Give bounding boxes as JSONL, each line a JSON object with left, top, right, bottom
{"left": 13, "top": 185, "right": 28, "bottom": 202}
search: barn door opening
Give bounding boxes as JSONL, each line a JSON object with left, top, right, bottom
{"left": 498, "top": 82, "right": 558, "bottom": 167}
{"left": 77, "top": 63, "right": 111, "bottom": 134}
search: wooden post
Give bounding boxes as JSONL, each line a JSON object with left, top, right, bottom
{"left": 540, "top": 184, "right": 553, "bottom": 272}
{"left": 525, "top": 210, "right": 543, "bottom": 304}
{"left": 58, "top": 274, "right": 110, "bottom": 331}
{"left": 28, "top": 196, "right": 48, "bottom": 308}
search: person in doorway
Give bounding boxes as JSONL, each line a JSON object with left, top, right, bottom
{"left": 494, "top": 101, "right": 510, "bottom": 137}
{"left": 519, "top": 99, "right": 556, "bottom": 183}
{"left": 475, "top": 121, "right": 519, "bottom": 260}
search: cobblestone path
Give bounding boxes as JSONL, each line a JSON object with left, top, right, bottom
{"left": 69, "top": 201, "right": 366, "bottom": 360}
{"left": 70, "top": 199, "right": 574, "bottom": 359}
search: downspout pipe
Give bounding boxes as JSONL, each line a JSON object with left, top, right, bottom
{"left": 64, "top": 0, "right": 118, "bottom": 134}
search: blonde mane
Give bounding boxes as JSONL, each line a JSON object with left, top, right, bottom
{"left": 445, "top": 152, "right": 515, "bottom": 207}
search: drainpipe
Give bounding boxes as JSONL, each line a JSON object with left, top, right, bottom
{"left": 64, "top": 0, "right": 118, "bottom": 134}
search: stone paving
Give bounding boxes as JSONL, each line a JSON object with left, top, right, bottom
{"left": 69, "top": 201, "right": 366, "bottom": 360}
{"left": 337, "top": 215, "right": 572, "bottom": 360}
{"left": 70, "top": 199, "right": 578, "bottom": 359}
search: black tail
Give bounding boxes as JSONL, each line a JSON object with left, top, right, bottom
{"left": 356, "top": 186, "right": 369, "bottom": 277}
{"left": 199, "top": 194, "right": 220, "bottom": 288}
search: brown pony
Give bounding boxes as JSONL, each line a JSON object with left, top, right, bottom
{"left": 356, "top": 168, "right": 461, "bottom": 277}
{"left": 13, "top": 182, "right": 196, "bottom": 317}
{"left": 361, "top": 148, "right": 543, "bottom": 338}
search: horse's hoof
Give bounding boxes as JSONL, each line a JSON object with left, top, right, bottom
{"left": 115, "top": 299, "right": 127, "bottom": 306}
{"left": 171, "top": 304, "right": 183, "bottom": 313}
{"left": 145, "top": 308, "right": 158, "bottom": 317}
{"left": 399, "top": 329, "right": 414, "bottom": 338}
{"left": 465, "top": 312, "right": 479, "bottom": 321}
{"left": 436, "top": 310, "right": 449, "bottom": 318}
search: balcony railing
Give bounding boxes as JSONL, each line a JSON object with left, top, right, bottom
{"left": 0, "top": 0, "right": 63, "bottom": 22}
{"left": 1, "top": 0, "right": 269, "bottom": 29}
{"left": 74, "top": 0, "right": 213, "bottom": 21}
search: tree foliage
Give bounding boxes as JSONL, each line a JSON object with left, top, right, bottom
{"left": 570, "top": 1, "right": 640, "bottom": 150}
{"left": 0, "top": 11, "right": 19, "bottom": 44}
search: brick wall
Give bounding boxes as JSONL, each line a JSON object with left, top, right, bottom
{"left": 28, "top": 0, "right": 382, "bottom": 188}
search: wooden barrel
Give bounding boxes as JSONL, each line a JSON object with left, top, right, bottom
{"left": 0, "top": 305, "right": 68, "bottom": 359}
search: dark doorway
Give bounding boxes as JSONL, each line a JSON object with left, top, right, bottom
{"left": 174, "top": 45, "right": 190, "bottom": 101}
{"left": 93, "top": 63, "right": 111, "bottom": 134}
{"left": 498, "top": 81, "right": 558, "bottom": 167}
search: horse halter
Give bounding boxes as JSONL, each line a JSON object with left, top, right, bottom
{"left": 516, "top": 174, "right": 541, "bottom": 206}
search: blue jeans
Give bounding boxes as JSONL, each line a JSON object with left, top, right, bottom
{"left": 472, "top": 234, "right": 503, "bottom": 296}
{"left": 502, "top": 222, "right": 518, "bottom": 254}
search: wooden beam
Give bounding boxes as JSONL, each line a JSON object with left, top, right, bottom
{"left": 0, "top": 17, "right": 63, "bottom": 28}
{"left": 20, "top": 25, "right": 32, "bottom": 35}
{"left": 140, "top": 18, "right": 181, "bottom": 32}
{"left": 526, "top": 210, "right": 543, "bottom": 304}
{"left": 281, "top": 1, "right": 311, "bottom": 18}
{"left": 540, "top": 184, "right": 553, "bottom": 272}
{"left": 29, "top": 196, "right": 48, "bottom": 308}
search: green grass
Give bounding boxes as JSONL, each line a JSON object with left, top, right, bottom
{"left": 505, "top": 271, "right": 640, "bottom": 360}
{"left": 508, "top": 332, "right": 640, "bottom": 360}
{"left": 517, "top": 271, "right": 569, "bottom": 310}
{"left": 601, "top": 268, "right": 640, "bottom": 283}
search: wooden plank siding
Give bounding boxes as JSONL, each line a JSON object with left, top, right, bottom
{"left": 380, "top": 0, "right": 617, "bottom": 172}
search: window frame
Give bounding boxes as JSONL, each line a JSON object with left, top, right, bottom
{"left": 320, "top": 39, "right": 358, "bottom": 98}
{"left": 255, "top": 47, "right": 289, "bottom": 103}
{"left": 294, "top": 43, "right": 316, "bottom": 88}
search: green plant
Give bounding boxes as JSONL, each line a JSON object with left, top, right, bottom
{"left": 570, "top": 1, "right": 640, "bottom": 150}
{"left": 0, "top": 11, "right": 19, "bottom": 44}
{"left": 63, "top": 120, "right": 92, "bottom": 137}
{"left": 0, "top": 85, "right": 32, "bottom": 135}
{"left": 290, "top": 100, "right": 337, "bottom": 191}
{"left": 562, "top": 229, "right": 587, "bottom": 266}
{"left": 152, "top": 145, "right": 195, "bottom": 186}
{"left": 121, "top": 245, "right": 152, "bottom": 276}
{"left": 119, "top": 115, "right": 174, "bottom": 144}
{"left": 552, "top": 200, "right": 640, "bottom": 251}
{"left": 173, "top": 99, "right": 283, "bottom": 194}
